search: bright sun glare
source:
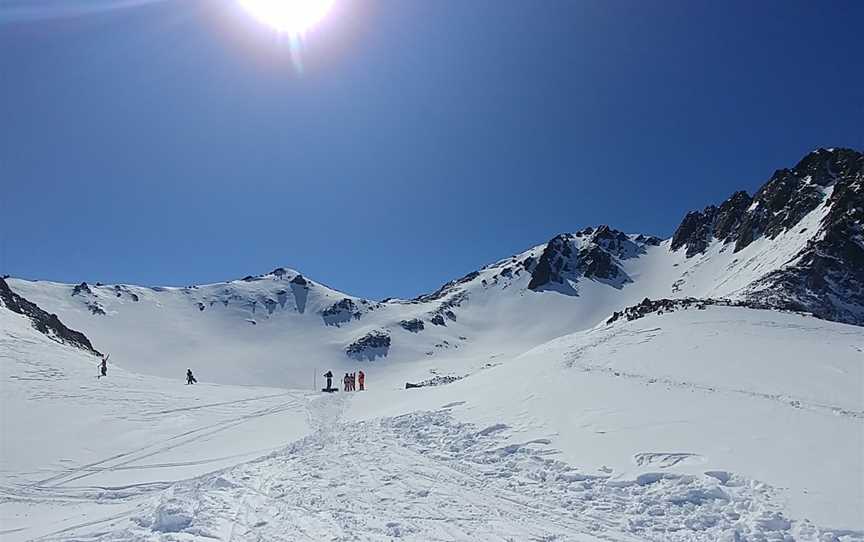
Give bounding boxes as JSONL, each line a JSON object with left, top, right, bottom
{"left": 238, "top": 0, "right": 334, "bottom": 35}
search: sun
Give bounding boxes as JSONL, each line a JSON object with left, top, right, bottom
{"left": 238, "top": 0, "right": 335, "bottom": 35}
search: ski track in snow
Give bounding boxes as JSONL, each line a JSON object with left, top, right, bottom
{"left": 39, "top": 395, "right": 864, "bottom": 542}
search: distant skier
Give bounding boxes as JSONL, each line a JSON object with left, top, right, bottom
{"left": 186, "top": 368, "right": 197, "bottom": 385}
{"left": 98, "top": 354, "right": 109, "bottom": 378}
{"left": 350, "top": 372, "right": 356, "bottom": 391}
{"left": 343, "top": 373, "right": 350, "bottom": 392}
{"left": 324, "top": 370, "right": 333, "bottom": 390}
{"left": 358, "top": 370, "right": 365, "bottom": 391}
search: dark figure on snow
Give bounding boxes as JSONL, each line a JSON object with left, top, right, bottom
{"left": 343, "top": 373, "right": 350, "bottom": 392}
{"left": 358, "top": 370, "right": 365, "bottom": 391}
{"left": 99, "top": 354, "right": 109, "bottom": 378}
{"left": 324, "top": 370, "right": 333, "bottom": 390}
{"left": 186, "top": 369, "right": 197, "bottom": 385}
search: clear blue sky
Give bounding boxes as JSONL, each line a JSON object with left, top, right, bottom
{"left": 2, "top": 0, "right": 862, "bottom": 299}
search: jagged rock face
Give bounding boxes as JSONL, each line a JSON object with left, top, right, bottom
{"left": 670, "top": 148, "right": 864, "bottom": 326}
{"left": 321, "top": 298, "right": 361, "bottom": 327}
{"left": 606, "top": 297, "right": 772, "bottom": 324}
{"left": 290, "top": 274, "right": 309, "bottom": 286}
{"left": 413, "top": 272, "right": 479, "bottom": 303}
{"left": 0, "top": 278, "right": 101, "bottom": 355}
{"left": 69, "top": 282, "right": 106, "bottom": 315}
{"left": 71, "top": 282, "right": 92, "bottom": 296}
{"left": 672, "top": 148, "right": 863, "bottom": 257}
{"left": 346, "top": 331, "right": 390, "bottom": 361}
{"left": 744, "top": 164, "right": 864, "bottom": 325}
{"left": 526, "top": 227, "right": 652, "bottom": 292}
{"left": 399, "top": 318, "right": 425, "bottom": 333}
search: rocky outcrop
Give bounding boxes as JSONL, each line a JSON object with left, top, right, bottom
{"left": 399, "top": 318, "right": 425, "bottom": 333}
{"left": 526, "top": 227, "right": 655, "bottom": 292}
{"left": 670, "top": 148, "right": 864, "bottom": 325}
{"left": 1, "top": 278, "right": 101, "bottom": 355}
{"left": 346, "top": 331, "right": 391, "bottom": 361}
{"left": 672, "top": 148, "right": 863, "bottom": 257}
{"left": 743, "top": 164, "right": 864, "bottom": 325}
{"left": 321, "top": 298, "right": 361, "bottom": 326}
{"left": 606, "top": 297, "right": 781, "bottom": 325}
{"left": 290, "top": 274, "right": 309, "bottom": 286}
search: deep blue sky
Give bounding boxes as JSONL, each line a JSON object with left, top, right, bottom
{"left": 1, "top": 0, "right": 862, "bottom": 299}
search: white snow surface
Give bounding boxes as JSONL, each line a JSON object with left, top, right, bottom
{"left": 2, "top": 298, "right": 863, "bottom": 540}
{"left": 2, "top": 208, "right": 863, "bottom": 540}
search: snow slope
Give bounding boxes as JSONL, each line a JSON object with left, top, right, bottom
{"left": 0, "top": 307, "right": 311, "bottom": 541}
{"left": 3, "top": 303, "right": 862, "bottom": 541}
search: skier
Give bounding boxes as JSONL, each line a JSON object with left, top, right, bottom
{"left": 186, "top": 368, "right": 197, "bottom": 385}
{"left": 343, "top": 373, "right": 350, "bottom": 392}
{"left": 350, "top": 372, "right": 356, "bottom": 391}
{"left": 324, "top": 370, "right": 333, "bottom": 391}
{"left": 358, "top": 370, "right": 365, "bottom": 391}
{"left": 98, "top": 354, "right": 109, "bottom": 378}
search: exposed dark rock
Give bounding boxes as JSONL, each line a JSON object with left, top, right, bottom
{"left": 672, "top": 148, "right": 863, "bottom": 257}
{"left": 668, "top": 148, "right": 864, "bottom": 325}
{"left": 405, "top": 374, "right": 463, "bottom": 389}
{"left": 321, "top": 298, "right": 360, "bottom": 326}
{"left": 400, "top": 318, "right": 425, "bottom": 332}
{"left": 71, "top": 282, "right": 92, "bottom": 297}
{"left": 527, "top": 234, "right": 573, "bottom": 290}
{"left": 670, "top": 208, "right": 717, "bottom": 257}
{"left": 578, "top": 246, "right": 620, "bottom": 282}
{"left": 527, "top": 227, "right": 652, "bottom": 292}
{"left": 414, "top": 271, "right": 480, "bottom": 303}
{"left": 430, "top": 314, "right": 446, "bottom": 326}
{"left": 290, "top": 274, "right": 308, "bottom": 286}
{"left": 346, "top": 330, "right": 391, "bottom": 360}
{"left": 272, "top": 268, "right": 288, "bottom": 279}
{"left": 606, "top": 297, "right": 781, "bottom": 325}
{"left": 0, "top": 278, "right": 101, "bottom": 355}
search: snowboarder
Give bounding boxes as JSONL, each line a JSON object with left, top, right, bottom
{"left": 186, "top": 368, "right": 197, "bottom": 385}
{"left": 98, "top": 354, "right": 109, "bottom": 378}
{"left": 324, "top": 370, "right": 333, "bottom": 390}
{"left": 358, "top": 370, "right": 365, "bottom": 391}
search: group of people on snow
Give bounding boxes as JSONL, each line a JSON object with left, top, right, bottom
{"left": 343, "top": 371, "right": 365, "bottom": 391}
{"left": 322, "top": 370, "right": 365, "bottom": 392}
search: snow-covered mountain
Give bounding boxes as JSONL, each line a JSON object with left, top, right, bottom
{"left": 6, "top": 148, "right": 861, "bottom": 386}
{"left": 2, "top": 148, "right": 862, "bottom": 541}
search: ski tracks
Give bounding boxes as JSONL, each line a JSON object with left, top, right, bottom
{"left": 59, "top": 399, "right": 863, "bottom": 542}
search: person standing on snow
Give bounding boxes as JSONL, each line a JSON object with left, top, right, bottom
{"left": 350, "top": 372, "right": 356, "bottom": 391}
{"left": 98, "top": 354, "right": 109, "bottom": 378}
{"left": 324, "top": 370, "right": 333, "bottom": 390}
{"left": 358, "top": 370, "right": 365, "bottom": 391}
{"left": 343, "top": 373, "right": 350, "bottom": 392}
{"left": 186, "top": 369, "right": 197, "bottom": 385}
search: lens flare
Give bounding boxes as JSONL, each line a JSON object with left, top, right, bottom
{"left": 238, "top": 0, "right": 334, "bottom": 35}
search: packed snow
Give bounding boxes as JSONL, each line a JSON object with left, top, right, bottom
{"left": 2, "top": 294, "right": 862, "bottom": 540}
